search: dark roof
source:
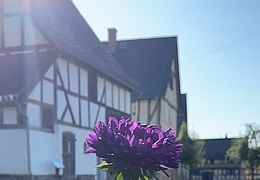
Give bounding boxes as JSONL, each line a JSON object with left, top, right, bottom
{"left": 104, "top": 37, "right": 178, "bottom": 99}
{"left": 30, "top": 0, "right": 137, "bottom": 90}
{"left": 203, "top": 138, "right": 234, "bottom": 160}
{"left": 0, "top": 51, "right": 57, "bottom": 96}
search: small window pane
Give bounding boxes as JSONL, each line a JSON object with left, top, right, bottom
{"left": 42, "top": 106, "right": 54, "bottom": 132}
{"left": 4, "top": 0, "right": 24, "bottom": 13}
{"left": 4, "top": 16, "right": 21, "bottom": 47}
{"left": 3, "top": 107, "right": 17, "bottom": 125}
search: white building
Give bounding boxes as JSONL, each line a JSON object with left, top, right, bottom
{"left": 104, "top": 29, "right": 187, "bottom": 179}
{"left": 0, "top": 0, "right": 137, "bottom": 179}
{"left": 105, "top": 29, "right": 186, "bottom": 134}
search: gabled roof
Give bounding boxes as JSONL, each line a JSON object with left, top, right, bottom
{"left": 0, "top": 51, "right": 57, "bottom": 97}
{"left": 104, "top": 37, "right": 179, "bottom": 99}
{"left": 203, "top": 138, "right": 234, "bottom": 160}
{"left": 30, "top": 0, "right": 137, "bottom": 90}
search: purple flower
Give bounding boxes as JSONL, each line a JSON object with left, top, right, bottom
{"left": 85, "top": 117, "right": 182, "bottom": 180}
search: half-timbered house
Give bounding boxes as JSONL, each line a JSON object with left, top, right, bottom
{"left": 0, "top": 0, "right": 137, "bottom": 179}
{"left": 191, "top": 138, "right": 245, "bottom": 180}
{"left": 104, "top": 29, "right": 187, "bottom": 179}
{"left": 105, "top": 29, "right": 184, "bottom": 132}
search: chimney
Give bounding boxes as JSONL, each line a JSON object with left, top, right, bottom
{"left": 108, "top": 28, "right": 117, "bottom": 53}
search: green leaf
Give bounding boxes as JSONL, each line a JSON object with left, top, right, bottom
{"left": 96, "top": 161, "right": 113, "bottom": 172}
{"left": 115, "top": 172, "right": 123, "bottom": 180}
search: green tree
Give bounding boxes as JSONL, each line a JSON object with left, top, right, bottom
{"left": 178, "top": 122, "right": 204, "bottom": 179}
{"left": 226, "top": 123, "right": 260, "bottom": 180}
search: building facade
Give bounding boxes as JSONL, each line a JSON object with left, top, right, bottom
{"left": 0, "top": 0, "right": 136, "bottom": 179}
{"left": 191, "top": 138, "right": 245, "bottom": 180}
{"left": 104, "top": 29, "right": 187, "bottom": 179}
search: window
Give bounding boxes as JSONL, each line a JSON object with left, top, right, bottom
{"left": 88, "top": 73, "right": 97, "bottom": 101}
{"left": 42, "top": 105, "right": 54, "bottom": 132}
{"left": 2, "top": 0, "right": 24, "bottom": 47}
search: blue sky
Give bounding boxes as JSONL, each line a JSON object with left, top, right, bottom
{"left": 73, "top": 0, "right": 260, "bottom": 139}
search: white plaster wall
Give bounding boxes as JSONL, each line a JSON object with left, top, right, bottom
{"left": 42, "top": 80, "right": 54, "bottom": 105}
{"left": 44, "top": 65, "right": 54, "bottom": 80}
{"left": 57, "top": 90, "right": 66, "bottom": 120}
{"left": 29, "top": 125, "right": 99, "bottom": 176}
{"left": 68, "top": 95, "right": 79, "bottom": 125}
{"left": 113, "top": 85, "right": 119, "bottom": 110}
{"left": 28, "top": 82, "right": 41, "bottom": 101}
{"left": 139, "top": 100, "right": 148, "bottom": 124}
{"left": 27, "top": 103, "right": 41, "bottom": 127}
{"left": 119, "top": 88, "right": 125, "bottom": 112}
{"left": 97, "top": 77, "right": 105, "bottom": 103}
{"left": 80, "top": 99, "right": 89, "bottom": 127}
{"left": 69, "top": 63, "right": 79, "bottom": 93}
{"left": 57, "top": 58, "right": 68, "bottom": 89}
{"left": 164, "top": 82, "right": 178, "bottom": 110}
{"left": 149, "top": 99, "right": 158, "bottom": 125}
{"left": 80, "top": 69, "right": 88, "bottom": 97}
{"left": 125, "top": 91, "right": 131, "bottom": 114}
{"left": 164, "top": 60, "right": 178, "bottom": 109}
{"left": 89, "top": 103, "right": 106, "bottom": 128}
{"left": 0, "top": 129, "right": 28, "bottom": 174}
{"left": 57, "top": 125, "right": 98, "bottom": 176}
{"left": 30, "top": 130, "right": 59, "bottom": 175}
{"left": 63, "top": 110, "right": 73, "bottom": 124}
{"left": 160, "top": 100, "right": 177, "bottom": 132}
{"left": 105, "top": 81, "right": 112, "bottom": 107}
{"left": 131, "top": 101, "right": 138, "bottom": 121}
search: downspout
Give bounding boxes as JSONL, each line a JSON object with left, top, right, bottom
{"left": 17, "top": 102, "right": 33, "bottom": 180}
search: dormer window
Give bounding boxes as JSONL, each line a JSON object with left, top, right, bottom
{"left": 0, "top": 0, "right": 47, "bottom": 49}
{"left": 0, "top": 0, "right": 24, "bottom": 48}
{"left": 3, "top": 0, "right": 25, "bottom": 14}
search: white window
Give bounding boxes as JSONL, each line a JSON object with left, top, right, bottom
{"left": 24, "top": 16, "right": 48, "bottom": 46}
{"left": 3, "top": 107, "right": 17, "bottom": 125}
{"left": 4, "top": 0, "right": 24, "bottom": 13}
{"left": 4, "top": 16, "right": 22, "bottom": 47}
